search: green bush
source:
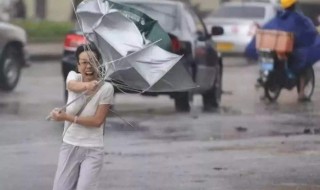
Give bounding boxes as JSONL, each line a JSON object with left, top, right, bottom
{"left": 12, "top": 20, "right": 74, "bottom": 43}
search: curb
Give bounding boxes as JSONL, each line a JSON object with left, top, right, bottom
{"left": 29, "top": 54, "right": 62, "bottom": 62}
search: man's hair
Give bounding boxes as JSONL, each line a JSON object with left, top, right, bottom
{"left": 75, "top": 43, "right": 101, "bottom": 63}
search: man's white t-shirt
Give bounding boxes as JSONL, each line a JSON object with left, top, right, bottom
{"left": 63, "top": 71, "right": 114, "bottom": 147}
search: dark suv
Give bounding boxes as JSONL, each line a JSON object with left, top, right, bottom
{"left": 61, "top": 0, "right": 223, "bottom": 112}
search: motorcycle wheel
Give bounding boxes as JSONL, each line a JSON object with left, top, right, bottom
{"left": 264, "top": 74, "right": 281, "bottom": 102}
{"left": 297, "top": 67, "right": 315, "bottom": 100}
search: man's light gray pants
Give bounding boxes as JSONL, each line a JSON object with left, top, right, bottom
{"left": 52, "top": 142, "right": 104, "bottom": 190}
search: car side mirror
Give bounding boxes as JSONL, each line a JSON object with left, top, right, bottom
{"left": 211, "top": 26, "right": 224, "bottom": 36}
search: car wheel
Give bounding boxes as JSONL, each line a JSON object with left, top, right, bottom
{"left": 174, "top": 91, "right": 190, "bottom": 112}
{"left": 0, "top": 45, "right": 22, "bottom": 91}
{"left": 202, "top": 64, "right": 222, "bottom": 110}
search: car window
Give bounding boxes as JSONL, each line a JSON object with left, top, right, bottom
{"left": 125, "top": 3, "right": 179, "bottom": 32}
{"left": 189, "top": 8, "right": 207, "bottom": 34}
{"left": 184, "top": 6, "right": 207, "bottom": 35}
{"left": 212, "top": 5, "right": 266, "bottom": 19}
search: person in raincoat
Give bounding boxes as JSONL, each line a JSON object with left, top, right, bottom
{"left": 245, "top": 0, "right": 320, "bottom": 101}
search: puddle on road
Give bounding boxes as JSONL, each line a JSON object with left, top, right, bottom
{"left": 2, "top": 97, "right": 319, "bottom": 143}
{"left": 111, "top": 105, "right": 243, "bottom": 118}
{"left": 261, "top": 101, "right": 318, "bottom": 115}
{"left": 106, "top": 120, "right": 148, "bottom": 132}
{"left": 106, "top": 151, "right": 163, "bottom": 158}
{"left": 269, "top": 128, "right": 320, "bottom": 138}
{"left": 0, "top": 102, "right": 20, "bottom": 115}
{"left": 214, "top": 106, "right": 243, "bottom": 115}
{"left": 105, "top": 115, "right": 320, "bottom": 142}
{"left": 278, "top": 120, "right": 318, "bottom": 128}
{"left": 14, "top": 150, "right": 31, "bottom": 155}
{"left": 264, "top": 184, "right": 320, "bottom": 190}
{"left": 109, "top": 107, "right": 176, "bottom": 117}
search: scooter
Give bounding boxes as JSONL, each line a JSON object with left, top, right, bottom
{"left": 257, "top": 50, "right": 315, "bottom": 101}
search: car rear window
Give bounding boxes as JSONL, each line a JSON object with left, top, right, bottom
{"left": 125, "top": 3, "right": 179, "bottom": 32}
{"left": 212, "top": 5, "right": 266, "bottom": 19}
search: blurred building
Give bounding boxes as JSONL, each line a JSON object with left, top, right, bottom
{"left": 21, "top": 0, "right": 320, "bottom": 22}
{"left": 24, "top": 0, "right": 72, "bottom": 21}
{"left": 22, "top": 0, "right": 220, "bottom": 21}
{"left": 190, "top": 0, "right": 219, "bottom": 11}
{"left": 0, "top": 0, "right": 26, "bottom": 21}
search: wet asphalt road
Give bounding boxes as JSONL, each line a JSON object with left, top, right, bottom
{"left": 1, "top": 58, "right": 320, "bottom": 190}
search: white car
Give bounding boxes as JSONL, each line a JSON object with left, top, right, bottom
{"left": 204, "top": 1, "right": 278, "bottom": 57}
{"left": 0, "top": 21, "right": 28, "bottom": 91}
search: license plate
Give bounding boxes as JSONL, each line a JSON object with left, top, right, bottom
{"left": 216, "top": 43, "right": 234, "bottom": 52}
{"left": 261, "top": 62, "right": 274, "bottom": 71}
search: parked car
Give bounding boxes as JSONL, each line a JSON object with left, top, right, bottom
{"left": 0, "top": 21, "right": 28, "bottom": 91}
{"left": 61, "top": 0, "right": 224, "bottom": 112}
{"left": 204, "top": 1, "right": 278, "bottom": 57}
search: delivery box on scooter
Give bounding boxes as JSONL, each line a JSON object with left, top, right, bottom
{"left": 256, "top": 29, "right": 294, "bottom": 53}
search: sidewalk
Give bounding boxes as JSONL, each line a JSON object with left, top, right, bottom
{"left": 27, "top": 42, "right": 64, "bottom": 62}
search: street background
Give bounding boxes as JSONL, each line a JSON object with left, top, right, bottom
{"left": 1, "top": 0, "right": 320, "bottom": 189}
{"left": 1, "top": 45, "right": 320, "bottom": 189}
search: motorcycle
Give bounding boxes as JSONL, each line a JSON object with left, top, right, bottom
{"left": 257, "top": 50, "right": 315, "bottom": 101}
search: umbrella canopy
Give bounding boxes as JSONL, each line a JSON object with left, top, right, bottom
{"left": 105, "top": 0, "right": 172, "bottom": 51}
{"left": 76, "top": 0, "right": 197, "bottom": 92}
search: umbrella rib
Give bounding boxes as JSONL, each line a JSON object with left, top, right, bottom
{"left": 114, "top": 85, "right": 143, "bottom": 93}
{"left": 105, "top": 78, "right": 144, "bottom": 93}
{"left": 97, "top": 38, "right": 162, "bottom": 67}
{"left": 108, "top": 109, "right": 136, "bottom": 128}
{"left": 110, "top": 81, "right": 144, "bottom": 93}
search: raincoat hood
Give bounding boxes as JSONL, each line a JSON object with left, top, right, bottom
{"left": 278, "top": 9, "right": 292, "bottom": 19}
